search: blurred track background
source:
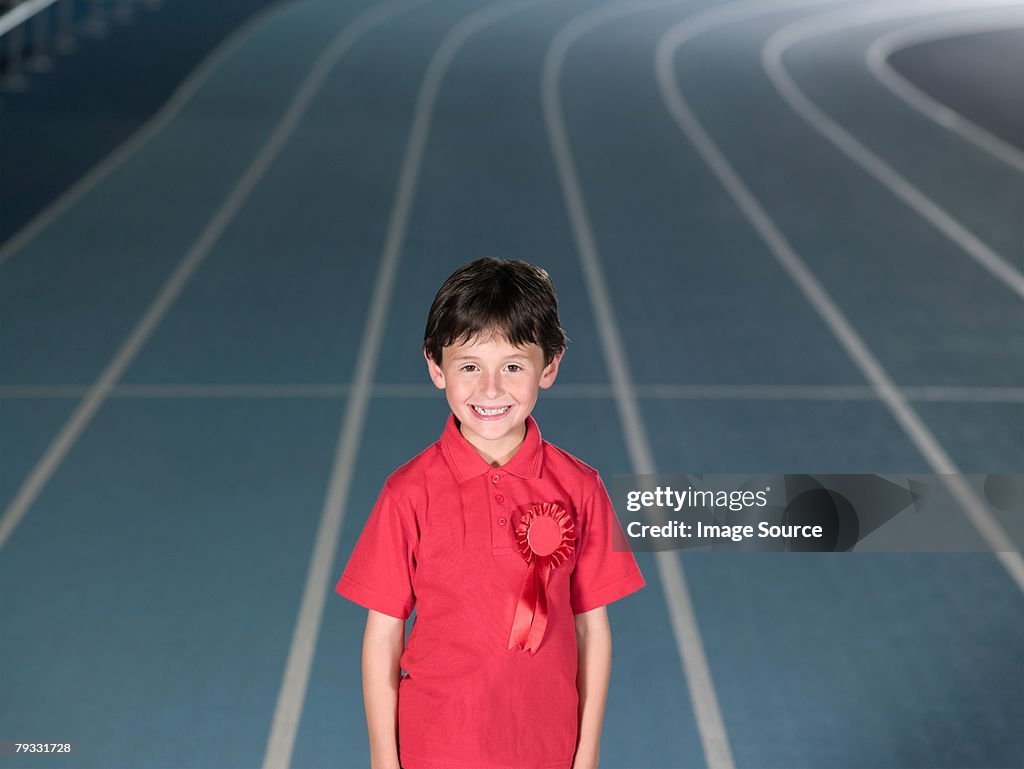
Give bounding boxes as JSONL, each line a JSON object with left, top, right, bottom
{"left": 0, "top": 1, "right": 1021, "bottom": 767}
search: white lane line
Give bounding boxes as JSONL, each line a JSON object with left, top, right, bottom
{"left": 636, "top": 383, "right": 1024, "bottom": 402}
{"left": 655, "top": 0, "right": 1024, "bottom": 590}
{"left": 0, "top": 384, "right": 351, "bottom": 398}
{"left": 4, "top": 382, "right": 1024, "bottom": 402}
{"left": 761, "top": 0, "right": 1024, "bottom": 300}
{"left": 902, "top": 385, "right": 1024, "bottom": 402}
{"left": 104, "top": 383, "right": 349, "bottom": 398}
{"left": 259, "top": 2, "right": 548, "bottom": 767}
{"left": 542, "top": 3, "right": 737, "bottom": 768}
{"left": 0, "top": 0, "right": 58, "bottom": 39}
{"left": 866, "top": 9, "right": 1024, "bottom": 173}
{"left": 0, "top": 0, "right": 419, "bottom": 553}
{"left": 0, "top": 0, "right": 303, "bottom": 267}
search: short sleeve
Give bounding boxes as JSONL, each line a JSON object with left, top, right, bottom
{"left": 570, "top": 474, "right": 645, "bottom": 614}
{"left": 335, "top": 484, "right": 417, "bottom": 620}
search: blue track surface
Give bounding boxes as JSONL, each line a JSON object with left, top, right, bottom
{"left": 1, "top": 1, "right": 1022, "bottom": 768}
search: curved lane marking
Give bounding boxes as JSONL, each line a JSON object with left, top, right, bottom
{"left": 762, "top": 0, "right": 1024, "bottom": 299}
{"left": 655, "top": 0, "right": 1024, "bottom": 591}
{"left": 866, "top": 9, "right": 1024, "bottom": 173}
{"left": 259, "top": 2, "right": 553, "bottom": 767}
{"left": 541, "top": 2, "right": 763, "bottom": 766}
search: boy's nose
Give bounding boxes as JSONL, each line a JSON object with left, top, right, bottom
{"left": 481, "top": 372, "right": 503, "bottom": 398}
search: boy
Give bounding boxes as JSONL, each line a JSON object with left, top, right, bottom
{"left": 336, "top": 257, "right": 645, "bottom": 769}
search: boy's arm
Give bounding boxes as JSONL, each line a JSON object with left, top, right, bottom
{"left": 573, "top": 606, "right": 612, "bottom": 769}
{"left": 362, "top": 609, "right": 406, "bottom": 769}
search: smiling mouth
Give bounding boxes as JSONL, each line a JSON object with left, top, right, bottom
{"left": 472, "top": 405, "right": 511, "bottom": 416}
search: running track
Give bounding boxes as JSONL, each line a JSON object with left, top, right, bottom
{"left": 1, "top": 1, "right": 1021, "bottom": 767}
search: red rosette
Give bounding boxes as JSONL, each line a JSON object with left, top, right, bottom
{"left": 507, "top": 502, "right": 575, "bottom": 654}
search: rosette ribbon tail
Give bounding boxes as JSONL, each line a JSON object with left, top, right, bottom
{"left": 507, "top": 560, "right": 550, "bottom": 654}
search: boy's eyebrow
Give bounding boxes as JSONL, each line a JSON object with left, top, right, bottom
{"left": 450, "top": 353, "right": 531, "bottom": 362}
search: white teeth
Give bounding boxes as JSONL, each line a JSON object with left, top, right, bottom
{"left": 473, "top": 405, "right": 510, "bottom": 416}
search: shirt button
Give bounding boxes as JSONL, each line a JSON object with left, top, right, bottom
{"left": 498, "top": 517, "right": 507, "bottom": 526}
{"left": 491, "top": 474, "right": 501, "bottom": 484}
{"left": 495, "top": 494, "right": 504, "bottom": 503}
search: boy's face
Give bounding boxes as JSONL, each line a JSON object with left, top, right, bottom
{"left": 425, "top": 333, "right": 561, "bottom": 464}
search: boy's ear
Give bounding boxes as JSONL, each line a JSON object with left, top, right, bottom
{"left": 538, "top": 351, "right": 563, "bottom": 390}
{"left": 424, "top": 349, "right": 446, "bottom": 389}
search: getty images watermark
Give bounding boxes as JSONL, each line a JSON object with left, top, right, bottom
{"left": 609, "top": 474, "right": 1023, "bottom": 552}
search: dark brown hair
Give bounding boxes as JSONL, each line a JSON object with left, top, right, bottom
{"left": 424, "top": 257, "right": 568, "bottom": 365}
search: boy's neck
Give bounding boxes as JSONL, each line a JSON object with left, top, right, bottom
{"left": 458, "top": 421, "right": 527, "bottom": 468}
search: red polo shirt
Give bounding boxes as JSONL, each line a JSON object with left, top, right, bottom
{"left": 336, "top": 414, "right": 645, "bottom": 769}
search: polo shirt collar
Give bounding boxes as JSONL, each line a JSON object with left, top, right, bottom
{"left": 440, "top": 413, "right": 543, "bottom": 482}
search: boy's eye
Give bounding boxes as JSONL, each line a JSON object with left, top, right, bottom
{"left": 505, "top": 364, "right": 523, "bottom": 373}
{"left": 460, "top": 364, "right": 479, "bottom": 372}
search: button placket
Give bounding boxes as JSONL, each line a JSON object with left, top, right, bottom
{"left": 490, "top": 475, "right": 515, "bottom": 552}
{"left": 496, "top": 488, "right": 507, "bottom": 526}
